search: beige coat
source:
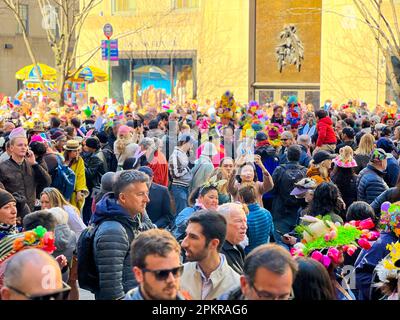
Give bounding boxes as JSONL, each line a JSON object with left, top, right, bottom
{"left": 180, "top": 257, "right": 240, "bottom": 300}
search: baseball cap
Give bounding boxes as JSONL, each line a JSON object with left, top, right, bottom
{"left": 312, "top": 150, "right": 336, "bottom": 164}
{"left": 290, "top": 178, "right": 317, "bottom": 197}
{"left": 255, "top": 132, "right": 268, "bottom": 141}
{"left": 342, "top": 127, "right": 355, "bottom": 139}
{"left": 370, "top": 148, "right": 391, "bottom": 161}
{"left": 376, "top": 138, "right": 395, "bottom": 153}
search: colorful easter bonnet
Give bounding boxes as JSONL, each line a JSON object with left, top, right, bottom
{"left": 291, "top": 215, "right": 378, "bottom": 268}
{"left": 285, "top": 96, "right": 301, "bottom": 129}
{"left": 266, "top": 123, "right": 283, "bottom": 147}
{"left": 333, "top": 146, "right": 358, "bottom": 168}
{"left": 0, "top": 226, "right": 56, "bottom": 264}
{"left": 379, "top": 202, "right": 400, "bottom": 237}
{"left": 216, "top": 91, "right": 237, "bottom": 120}
{"left": 374, "top": 242, "right": 400, "bottom": 298}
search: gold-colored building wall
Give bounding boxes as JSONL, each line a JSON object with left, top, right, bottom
{"left": 77, "top": 0, "right": 249, "bottom": 104}
{"left": 255, "top": 0, "right": 322, "bottom": 84}
{"left": 320, "top": 0, "right": 388, "bottom": 107}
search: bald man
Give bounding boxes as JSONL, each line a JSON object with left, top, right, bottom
{"left": 1, "top": 249, "right": 68, "bottom": 300}
{"left": 218, "top": 203, "right": 248, "bottom": 275}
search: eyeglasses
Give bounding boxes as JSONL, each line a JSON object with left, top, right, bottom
{"left": 141, "top": 265, "right": 184, "bottom": 281}
{"left": 250, "top": 281, "right": 294, "bottom": 300}
{"left": 7, "top": 281, "right": 71, "bottom": 300}
{"left": 281, "top": 139, "right": 289, "bottom": 141}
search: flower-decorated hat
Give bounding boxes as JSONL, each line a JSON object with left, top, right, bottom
{"left": 266, "top": 123, "right": 283, "bottom": 147}
{"left": 379, "top": 202, "right": 400, "bottom": 237}
{"left": 333, "top": 145, "right": 358, "bottom": 168}
{"left": 375, "top": 242, "right": 400, "bottom": 299}
{"left": 0, "top": 226, "right": 56, "bottom": 264}
{"left": 291, "top": 215, "right": 379, "bottom": 268}
{"left": 216, "top": 91, "right": 237, "bottom": 120}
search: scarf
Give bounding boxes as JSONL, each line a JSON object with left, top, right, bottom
{"left": 0, "top": 224, "right": 18, "bottom": 241}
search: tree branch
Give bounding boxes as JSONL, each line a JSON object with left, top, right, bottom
{"left": 390, "top": 0, "right": 400, "bottom": 52}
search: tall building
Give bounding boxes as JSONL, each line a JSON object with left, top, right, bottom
{"left": 77, "top": 0, "right": 398, "bottom": 108}
{"left": 77, "top": 0, "right": 250, "bottom": 106}
{"left": 0, "top": 2, "right": 53, "bottom": 96}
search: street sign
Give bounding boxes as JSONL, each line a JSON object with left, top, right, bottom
{"left": 101, "top": 40, "right": 118, "bottom": 61}
{"left": 103, "top": 23, "right": 113, "bottom": 39}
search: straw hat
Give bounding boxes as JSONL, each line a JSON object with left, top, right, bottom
{"left": 63, "top": 139, "right": 81, "bottom": 151}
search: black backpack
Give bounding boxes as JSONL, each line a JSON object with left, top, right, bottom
{"left": 76, "top": 218, "right": 133, "bottom": 293}
{"left": 101, "top": 148, "right": 118, "bottom": 172}
{"left": 276, "top": 164, "right": 306, "bottom": 207}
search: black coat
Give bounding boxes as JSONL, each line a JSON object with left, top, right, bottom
{"left": 82, "top": 151, "right": 105, "bottom": 191}
{"left": 221, "top": 241, "right": 246, "bottom": 275}
{"left": 146, "top": 183, "right": 174, "bottom": 228}
{"left": 331, "top": 169, "right": 358, "bottom": 211}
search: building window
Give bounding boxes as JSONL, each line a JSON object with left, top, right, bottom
{"left": 174, "top": 0, "right": 199, "bottom": 10}
{"left": 111, "top": 0, "right": 136, "bottom": 14}
{"left": 16, "top": 4, "right": 28, "bottom": 35}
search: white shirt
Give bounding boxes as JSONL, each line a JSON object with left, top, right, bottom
{"left": 196, "top": 254, "right": 225, "bottom": 300}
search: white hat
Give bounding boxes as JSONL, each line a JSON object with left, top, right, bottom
{"left": 47, "top": 207, "right": 69, "bottom": 225}
{"left": 201, "top": 142, "right": 218, "bottom": 157}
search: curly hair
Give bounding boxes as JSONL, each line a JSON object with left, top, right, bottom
{"left": 304, "top": 182, "right": 343, "bottom": 217}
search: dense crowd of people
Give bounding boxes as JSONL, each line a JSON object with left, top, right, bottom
{"left": 0, "top": 93, "right": 399, "bottom": 301}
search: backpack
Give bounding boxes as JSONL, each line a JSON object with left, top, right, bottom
{"left": 276, "top": 164, "right": 306, "bottom": 207}
{"left": 51, "top": 155, "right": 76, "bottom": 201}
{"left": 76, "top": 218, "right": 134, "bottom": 293}
{"left": 101, "top": 147, "right": 118, "bottom": 172}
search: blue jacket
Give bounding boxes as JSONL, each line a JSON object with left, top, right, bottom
{"left": 92, "top": 193, "right": 142, "bottom": 300}
{"left": 357, "top": 165, "right": 389, "bottom": 204}
{"left": 146, "top": 183, "right": 173, "bottom": 228}
{"left": 371, "top": 187, "right": 400, "bottom": 215}
{"left": 172, "top": 205, "right": 202, "bottom": 239}
{"left": 384, "top": 157, "right": 400, "bottom": 188}
{"left": 245, "top": 203, "right": 275, "bottom": 254}
{"left": 355, "top": 232, "right": 398, "bottom": 300}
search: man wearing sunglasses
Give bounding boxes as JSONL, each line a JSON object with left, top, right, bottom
{"left": 220, "top": 244, "right": 298, "bottom": 300}
{"left": 125, "top": 229, "right": 188, "bottom": 300}
{"left": 1, "top": 249, "right": 70, "bottom": 300}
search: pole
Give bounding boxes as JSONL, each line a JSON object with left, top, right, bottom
{"left": 108, "top": 39, "right": 111, "bottom": 98}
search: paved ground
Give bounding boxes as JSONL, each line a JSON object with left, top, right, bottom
{"left": 79, "top": 288, "right": 95, "bottom": 300}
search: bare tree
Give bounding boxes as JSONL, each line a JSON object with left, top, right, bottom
{"left": 1, "top": 0, "right": 102, "bottom": 105}
{"left": 353, "top": 0, "right": 400, "bottom": 100}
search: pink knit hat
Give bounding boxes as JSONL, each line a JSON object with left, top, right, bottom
{"left": 118, "top": 125, "right": 132, "bottom": 136}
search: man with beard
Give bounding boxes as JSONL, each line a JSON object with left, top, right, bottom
{"left": 125, "top": 229, "right": 188, "bottom": 300}
{"left": 180, "top": 210, "right": 240, "bottom": 300}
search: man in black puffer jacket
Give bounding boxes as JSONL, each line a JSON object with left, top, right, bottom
{"left": 357, "top": 148, "right": 389, "bottom": 204}
{"left": 81, "top": 137, "right": 105, "bottom": 225}
{"left": 91, "top": 170, "right": 154, "bottom": 300}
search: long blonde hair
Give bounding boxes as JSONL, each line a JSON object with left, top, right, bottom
{"left": 355, "top": 133, "right": 375, "bottom": 156}
{"left": 115, "top": 133, "right": 133, "bottom": 154}
{"left": 41, "top": 187, "right": 80, "bottom": 216}
{"left": 310, "top": 159, "right": 331, "bottom": 179}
